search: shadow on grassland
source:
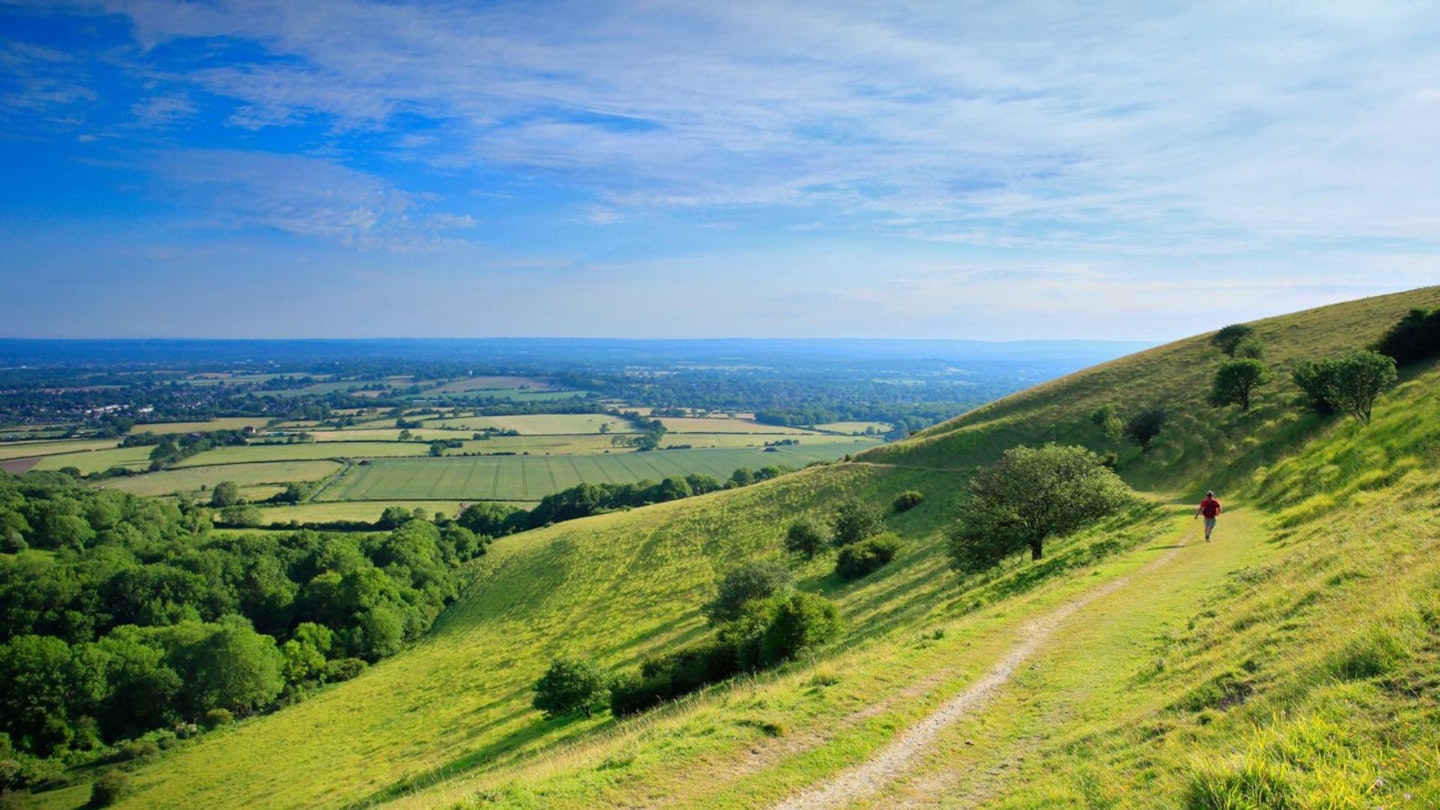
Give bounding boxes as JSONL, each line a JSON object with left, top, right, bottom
{"left": 341, "top": 710, "right": 610, "bottom": 810}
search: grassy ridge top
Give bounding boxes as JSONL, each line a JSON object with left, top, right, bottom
{"left": 862, "top": 286, "right": 1440, "bottom": 491}
{"left": 98, "top": 286, "right": 1440, "bottom": 809}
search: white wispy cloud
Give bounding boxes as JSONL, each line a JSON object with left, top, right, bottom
{"left": 145, "top": 149, "right": 446, "bottom": 250}
{"left": 77, "top": 0, "right": 1437, "bottom": 250}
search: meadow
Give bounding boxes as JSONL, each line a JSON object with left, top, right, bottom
{"left": 127, "top": 417, "right": 271, "bottom": 435}
{"left": 76, "top": 286, "right": 1440, "bottom": 810}
{"left": 322, "top": 441, "right": 880, "bottom": 502}
{"left": 98, "top": 460, "right": 342, "bottom": 499}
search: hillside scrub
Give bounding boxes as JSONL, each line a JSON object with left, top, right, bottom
{"left": 835, "top": 533, "right": 902, "bottom": 579}
{"left": 1376, "top": 306, "right": 1440, "bottom": 364}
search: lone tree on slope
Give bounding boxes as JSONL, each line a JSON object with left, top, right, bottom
{"left": 1211, "top": 324, "right": 1256, "bottom": 357}
{"left": 1328, "top": 350, "right": 1398, "bottom": 424}
{"left": 946, "top": 443, "right": 1131, "bottom": 571}
{"left": 1209, "top": 358, "right": 1272, "bottom": 412}
{"left": 532, "top": 657, "right": 609, "bottom": 720}
{"left": 1123, "top": 405, "right": 1167, "bottom": 451}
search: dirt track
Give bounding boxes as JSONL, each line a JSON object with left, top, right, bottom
{"left": 771, "top": 539, "right": 1189, "bottom": 810}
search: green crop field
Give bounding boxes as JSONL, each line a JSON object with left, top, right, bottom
{"left": 0, "top": 438, "right": 121, "bottom": 459}
{"left": 32, "top": 445, "right": 155, "bottom": 474}
{"left": 440, "top": 388, "right": 591, "bottom": 401}
{"left": 98, "top": 460, "right": 342, "bottom": 498}
{"left": 322, "top": 440, "right": 881, "bottom": 502}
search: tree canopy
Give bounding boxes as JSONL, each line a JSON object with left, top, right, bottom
{"left": 947, "top": 444, "right": 1131, "bottom": 570}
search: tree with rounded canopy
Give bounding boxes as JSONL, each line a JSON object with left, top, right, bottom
{"left": 1208, "top": 358, "right": 1272, "bottom": 412}
{"left": 702, "top": 561, "right": 793, "bottom": 625}
{"left": 532, "top": 657, "right": 609, "bottom": 719}
{"left": 1327, "top": 350, "right": 1398, "bottom": 424}
{"left": 947, "top": 443, "right": 1131, "bottom": 570}
{"left": 1123, "top": 405, "right": 1166, "bottom": 451}
{"left": 209, "top": 481, "right": 240, "bottom": 509}
{"left": 784, "top": 519, "right": 826, "bottom": 558}
{"left": 831, "top": 499, "right": 884, "bottom": 547}
{"left": 1211, "top": 323, "right": 1256, "bottom": 357}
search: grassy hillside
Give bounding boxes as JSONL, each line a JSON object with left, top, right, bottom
{"left": 64, "top": 287, "right": 1440, "bottom": 809}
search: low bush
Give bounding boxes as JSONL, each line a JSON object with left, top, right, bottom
{"left": 835, "top": 534, "right": 902, "bottom": 579}
{"left": 892, "top": 490, "right": 924, "bottom": 512}
{"left": 89, "top": 769, "right": 131, "bottom": 808}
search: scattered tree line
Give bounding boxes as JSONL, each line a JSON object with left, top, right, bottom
{"left": 533, "top": 561, "right": 843, "bottom": 721}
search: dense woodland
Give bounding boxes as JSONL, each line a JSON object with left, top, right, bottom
{"left": 0, "top": 472, "right": 489, "bottom": 786}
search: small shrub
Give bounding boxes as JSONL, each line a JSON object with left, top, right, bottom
{"left": 89, "top": 769, "right": 131, "bottom": 808}
{"left": 835, "top": 533, "right": 902, "bottom": 579}
{"left": 892, "top": 490, "right": 924, "bottom": 512}
{"left": 323, "top": 658, "right": 367, "bottom": 683}
{"left": 831, "top": 500, "right": 884, "bottom": 546}
{"left": 783, "top": 519, "right": 826, "bottom": 558}
{"left": 1376, "top": 306, "right": 1440, "bottom": 364}
{"left": 702, "top": 561, "right": 792, "bottom": 625}
{"left": 113, "top": 738, "right": 160, "bottom": 762}
{"left": 203, "top": 708, "right": 234, "bottom": 729}
{"left": 1210, "top": 323, "right": 1256, "bottom": 357}
{"left": 1124, "top": 406, "right": 1166, "bottom": 451}
{"left": 758, "top": 592, "right": 842, "bottom": 667}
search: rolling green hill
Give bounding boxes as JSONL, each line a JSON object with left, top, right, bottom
{"left": 56, "top": 287, "right": 1440, "bottom": 810}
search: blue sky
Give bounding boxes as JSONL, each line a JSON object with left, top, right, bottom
{"left": 1, "top": 1, "right": 1436, "bottom": 339}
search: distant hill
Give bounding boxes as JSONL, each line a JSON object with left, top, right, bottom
{"left": 51, "top": 286, "right": 1439, "bottom": 810}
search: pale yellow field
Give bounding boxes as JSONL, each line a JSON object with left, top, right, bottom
{"left": 423, "top": 414, "right": 634, "bottom": 435}
{"left": 308, "top": 428, "right": 460, "bottom": 442}
{"left": 656, "top": 433, "right": 877, "bottom": 449}
{"left": 127, "top": 418, "right": 271, "bottom": 435}
{"left": 812, "top": 421, "right": 892, "bottom": 434}
{"left": 653, "top": 416, "right": 818, "bottom": 434}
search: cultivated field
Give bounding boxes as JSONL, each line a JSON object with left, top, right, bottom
{"left": 323, "top": 441, "right": 880, "bottom": 501}
{"left": 32, "top": 446, "right": 155, "bottom": 474}
{"left": 0, "top": 438, "right": 123, "bottom": 459}
{"left": 654, "top": 417, "right": 817, "bottom": 434}
{"left": 172, "top": 442, "right": 432, "bottom": 465}
{"left": 418, "top": 414, "right": 633, "bottom": 435}
{"left": 128, "top": 418, "right": 271, "bottom": 435}
{"left": 811, "top": 420, "right": 892, "bottom": 434}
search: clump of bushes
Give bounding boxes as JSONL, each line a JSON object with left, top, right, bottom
{"left": 831, "top": 500, "right": 884, "bottom": 546}
{"left": 892, "top": 491, "right": 924, "bottom": 512}
{"left": 89, "top": 769, "right": 131, "bottom": 807}
{"left": 835, "top": 533, "right": 902, "bottom": 579}
{"left": 1376, "top": 307, "right": 1440, "bottom": 364}
{"left": 610, "top": 591, "right": 842, "bottom": 717}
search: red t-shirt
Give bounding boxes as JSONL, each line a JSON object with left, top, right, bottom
{"left": 1200, "top": 497, "right": 1221, "bottom": 518}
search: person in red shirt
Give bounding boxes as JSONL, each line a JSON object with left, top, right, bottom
{"left": 1195, "top": 491, "right": 1221, "bottom": 541}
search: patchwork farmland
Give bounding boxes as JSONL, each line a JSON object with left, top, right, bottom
{"left": 321, "top": 440, "right": 879, "bottom": 501}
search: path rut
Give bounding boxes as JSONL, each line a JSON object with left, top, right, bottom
{"left": 771, "top": 537, "right": 1190, "bottom": 810}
